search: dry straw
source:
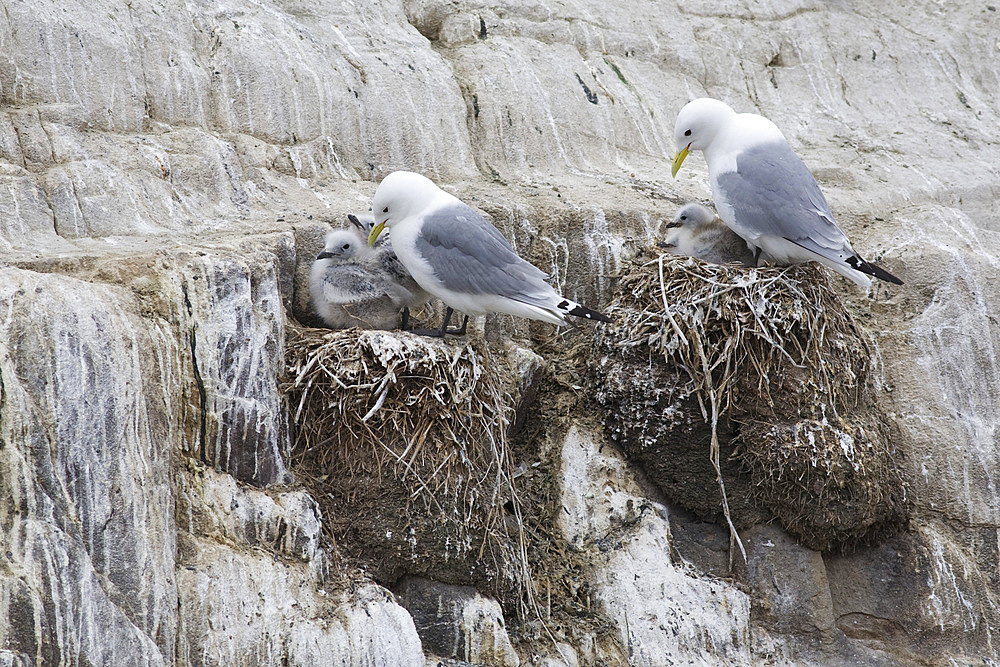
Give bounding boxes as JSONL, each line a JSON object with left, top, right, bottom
{"left": 596, "top": 254, "right": 906, "bottom": 555}
{"left": 283, "top": 326, "right": 531, "bottom": 609}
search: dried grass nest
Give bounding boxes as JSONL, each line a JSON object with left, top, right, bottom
{"left": 593, "top": 254, "right": 908, "bottom": 552}
{"left": 282, "top": 326, "right": 530, "bottom": 608}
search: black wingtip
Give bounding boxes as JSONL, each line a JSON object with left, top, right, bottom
{"left": 567, "top": 304, "right": 614, "bottom": 324}
{"left": 849, "top": 255, "right": 904, "bottom": 285}
{"left": 868, "top": 263, "right": 904, "bottom": 285}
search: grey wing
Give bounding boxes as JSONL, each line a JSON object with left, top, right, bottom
{"left": 320, "top": 264, "right": 384, "bottom": 302}
{"left": 719, "top": 142, "right": 851, "bottom": 257}
{"left": 316, "top": 264, "right": 403, "bottom": 330}
{"left": 714, "top": 224, "right": 755, "bottom": 262}
{"left": 376, "top": 247, "right": 414, "bottom": 285}
{"left": 415, "top": 204, "right": 552, "bottom": 299}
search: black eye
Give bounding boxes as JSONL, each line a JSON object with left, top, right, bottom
{"left": 382, "top": 206, "right": 388, "bottom": 213}
{"left": 680, "top": 215, "right": 687, "bottom": 220}
{"left": 684, "top": 129, "right": 691, "bottom": 137}
{"left": 342, "top": 243, "right": 350, "bottom": 250}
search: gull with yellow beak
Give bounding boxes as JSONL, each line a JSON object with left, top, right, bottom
{"left": 671, "top": 98, "right": 902, "bottom": 288}
{"left": 348, "top": 212, "right": 429, "bottom": 327}
{"left": 367, "top": 170, "right": 612, "bottom": 336}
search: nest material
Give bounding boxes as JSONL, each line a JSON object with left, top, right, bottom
{"left": 593, "top": 254, "right": 907, "bottom": 552}
{"left": 739, "top": 414, "right": 902, "bottom": 550}
{"left": 283, "top": 326, "right": 527, "bottom": 605}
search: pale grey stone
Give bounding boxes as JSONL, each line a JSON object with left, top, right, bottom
{"left": 0, "top": 0, "right": 996, "bottom": 663}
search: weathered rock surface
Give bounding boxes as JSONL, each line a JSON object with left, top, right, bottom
{"left": 176, "top": 467, "right": 423, "bottom": 666}
{"left": 742, "top": 525, "right": 837, "bottom": 646}
{"left": 557, "top": 426, "right": 753, "bottom": 664}
{"left": 396, "top": 576, "right": 519, "bottom": 666}
{"left": 825, "top": 522, "right": 1000, "bottom": 664}
{"left": 0, "top": 266, "right": 180, "bottom": 665}
{"left": 0, "top": 0, "right": 998, "bottom": 663}
{"left": 0, "top": 246, "right": 422, "bottom": 664}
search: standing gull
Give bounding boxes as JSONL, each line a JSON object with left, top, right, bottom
{"left": 671, "top": 98, "right": 902, "bottom": 288}
{"left": 657, "top": 203, "right": 755, "bottom": 266}
{"left": 310, "top": 227, "right": 422, "bottom": 330}
{"left": 367, "top": 170, "right": 612, "bottom": 336}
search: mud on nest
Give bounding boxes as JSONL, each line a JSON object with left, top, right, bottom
{"left": 283, "top": 326, "right": 530, "bottom": 608}
{"left": 592, "top": 255, "right": 908, "bottom": 552}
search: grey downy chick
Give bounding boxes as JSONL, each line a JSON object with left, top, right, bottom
{"left": 309, "top": 228, "right": 412, "bottom": 330}
{"left": 657, "top": 203, "right": 755, "bottom": 267}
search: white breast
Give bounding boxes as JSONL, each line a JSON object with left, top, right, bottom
{"left": 387, "top": 214, "right": 443, "bottom": 297}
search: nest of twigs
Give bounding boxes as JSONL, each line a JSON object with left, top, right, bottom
{"left": 283, "top": 325, "right": 529, "bottom": 606}
{"left": 593, "top": 254, "right": 908, "bottom": 553}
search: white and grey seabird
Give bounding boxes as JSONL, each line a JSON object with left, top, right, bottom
{"left": 309, "top": 227, "right": 422, "bottom": 330}
{"left": 367, "top": 170, "right": 612, "bottom": 335}
{"left": 671, "top": 98, "right": 902, "bottom": 288}
{"left": 657, "top": 203, "right": 755, "bottom": 267}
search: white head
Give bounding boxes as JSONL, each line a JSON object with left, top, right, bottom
{"left": 670, "top": 203, "right": 717, "bottom": 231}
{"left": 658, "top": 203, "right": 717, "bottom": 252}
{"left": 317, "top": 229, "right": 366, "bottom": 262}
{"left": 671, "top": 98, "right": 738, "bottom": 177}
{"left": 368, "top": 171, "right": 443, "bottom": 246}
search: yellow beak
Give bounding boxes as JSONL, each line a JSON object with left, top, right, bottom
{"left": 671, "top": 144, "right": 691, "bottom": 178}
{"left": 367, "top": 220, "right": 386, "bottom": 247}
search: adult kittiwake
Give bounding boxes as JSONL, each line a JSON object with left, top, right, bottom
{"left": 367, "top": 170, "right": 612, "bottom": 336}
{"left": 310, "top": 227, "right": 422, "bottom": 330}
{"left": 671, "top": 98, "right": 902, "bottom": 288}
{"left": 657, "top": 203, "right": 755, "bottom": 266}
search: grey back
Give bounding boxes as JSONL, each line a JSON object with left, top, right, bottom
{"left": 413, "top": 203, "right": 552, "bottom": 300}
{"left": 717, "top": 141, "right": 851, "bottom": 258}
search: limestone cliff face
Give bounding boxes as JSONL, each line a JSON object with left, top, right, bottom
{"left": 0, "top": 0, "right": 997, "bottom": 665}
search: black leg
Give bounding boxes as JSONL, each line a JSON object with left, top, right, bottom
{"left": 410, "top": 307, "right": 454, "bottom": 338}
{"left": 446, "top": 314, "right": 469, "bottom": 336}
{"left": 752, "top": 246, "right": 762, "bottom": 267}
{"left": 409, "top": 307, "right": 469, "bottom": 338}
{"left": 400, "top": 307, "right": 411, "bottom": 331}
{"left": 437, "top": 307, "right": 455, "bottom": 336}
